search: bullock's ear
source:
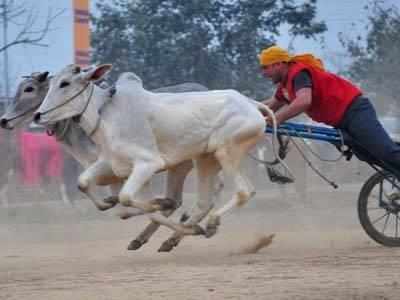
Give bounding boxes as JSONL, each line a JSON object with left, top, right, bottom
{"left": 82, "top": 64, "right": 112, "bottom": 82}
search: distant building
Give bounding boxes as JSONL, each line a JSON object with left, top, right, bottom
{"left": 73, "top": 0, "right": 90, "bottom": 67}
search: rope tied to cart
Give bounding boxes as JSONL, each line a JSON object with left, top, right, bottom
{"left": 250, "top": 122, "right": 349, "bottom": 189}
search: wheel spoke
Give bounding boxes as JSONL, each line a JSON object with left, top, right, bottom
{"left": 371, "top": 212, "right": 390, "bottom": 225}
{"left": 367, "top": 207, "right": 385, "bottom": 210}
{"left": 382, "top": 213, "right": 390, "bottom": 234}
{"left": 396, "top": 214, "right": 400, "bottom": 223}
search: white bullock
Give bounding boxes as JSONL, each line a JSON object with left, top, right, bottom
{"left": 1, "top": 71, "right": 215, "bottom": 251}
{"left": 34, "top": 64, "right": 277, "bottom": 238}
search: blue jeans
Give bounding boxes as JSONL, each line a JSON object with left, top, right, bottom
{"left": 336, "top": 96, "right": 400, "bottom": 174}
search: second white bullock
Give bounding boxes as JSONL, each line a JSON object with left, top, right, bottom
{"left": 34, "top": 64, "right": 277, "bottom": 238}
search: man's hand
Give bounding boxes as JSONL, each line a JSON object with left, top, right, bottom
{"left": 265, "top": 116, "right": 272, "bottom": 126}
{"left": 262, "top": 96, "right": 286, "bottom": 113}
{"left": 265, "top": 115, "right": 281, "bottom": 127}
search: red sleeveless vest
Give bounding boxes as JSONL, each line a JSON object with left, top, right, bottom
{"left": 275, "top": 62, "right": 362, "bottom": 126}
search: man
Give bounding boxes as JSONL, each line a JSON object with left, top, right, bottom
{"left": 259, "top": 45, "right": 400, "bottom": 173}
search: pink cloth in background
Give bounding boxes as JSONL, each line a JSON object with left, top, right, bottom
{"left": 18, "top": 131, "right": 63, "bottom": 185}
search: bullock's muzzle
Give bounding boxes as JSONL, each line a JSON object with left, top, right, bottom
{"left": 33, "top": 112, "right": 41, "bottom": 123}
{"left": 0, "top": 118, "right": 9, "bottom": 129}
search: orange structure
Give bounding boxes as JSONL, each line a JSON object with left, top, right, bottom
{"left": 73, "top": 0, "right": 90, "bottom": 66}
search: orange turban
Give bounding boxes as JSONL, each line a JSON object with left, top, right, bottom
{"left": 259, "top": 45, "right": 324, "bottom": 70}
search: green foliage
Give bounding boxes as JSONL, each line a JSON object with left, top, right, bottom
{"left": 340, "top": 1, "right": 400, "bottom": 112}
{"left": 91, "top": 0, "right": 326, "bottom": 98}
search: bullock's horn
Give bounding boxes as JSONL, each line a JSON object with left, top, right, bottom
{"left": 73, "top": 66, "right": 81, "bottom": 74}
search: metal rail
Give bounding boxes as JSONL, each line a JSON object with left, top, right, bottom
{"left": 265, "top": 122, "right": 342, "bottom": 145}
{"left": 265, "top": 122, "right": 400, "bottom": 190}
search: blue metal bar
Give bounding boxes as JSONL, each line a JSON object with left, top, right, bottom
{"left": 265, "top": 122, "right": 342, "bottom": 145}
{"left": 280, "top": 122, "right": 340, "bottom": 137}
{"left": 265, "top": 122, "right": 400, "bottom": 191}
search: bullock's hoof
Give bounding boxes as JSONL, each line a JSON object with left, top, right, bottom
{"left": 158, "top": 242, "right": 174, "bottom": 252}
{"left": 158, "top": 237, "right": 180, "bottom": 252}
{"left": 97, "top": 196, "right": 119, "bottom": 211}
{"left": 127, "top": 239, "right": 144, "bottom": 250}
{"left": 205, "top": 216, "right": 220, "bottom": 238}
{"left": 205, "top": 226, "right": 218, "bottom": 238}
{"left": 103, "top": 196, "right": 118, "bottom": 206}
{"left": 151, "top": 198, "right": 177, "bottom": 211}
{"left": 118, "top": 211, "right": 133, "bottom": 220}
{"left": 158, "top": 236, "right": 182, "bottom": 252}
{"left": 192, "top": 224, "right": 206, "bottom": 236}
{"left": 98, "top": 203, "right": 116, "bottom": 211}
{"left": 180, "top": 212, "right": 190, "bottom": 223}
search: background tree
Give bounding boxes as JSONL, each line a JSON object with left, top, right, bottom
{"left": 0, "top": 0, "right": 63, "bottom": 98}
{"left": 0, "top": 1, "right": 62, "bottom": 52}
{"left": 340, "top": 0, "right": 400, "bottom": 114}
{"left": 92, "top": 0, "right": 326, "bottom": 98}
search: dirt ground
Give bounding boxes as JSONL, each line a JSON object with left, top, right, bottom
{"left": 1, "top": 184, "right": 400, "bottom": 300}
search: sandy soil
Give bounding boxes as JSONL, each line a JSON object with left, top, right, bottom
{"left": 1, "top": 187, "right": 400, "bottom": 300}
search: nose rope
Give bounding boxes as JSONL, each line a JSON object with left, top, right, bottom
{"left": 37, "top": 82, "right": 91, "bottom": 117}
{"left": 3, "top": 104, "right": 40, "bottom": 123}
{"left": 72, "top": 83, "right": 95, "bottom": 123}
{"left": 37, "top": 83, "right": 99, "bottom": 138}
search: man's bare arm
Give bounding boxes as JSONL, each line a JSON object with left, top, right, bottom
{"left": 270, "top": 88, "right": 312, "bottom": 125}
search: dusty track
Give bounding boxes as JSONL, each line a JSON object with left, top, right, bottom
{"left": 1, "top": 187, "right": 400, "bottom": 300}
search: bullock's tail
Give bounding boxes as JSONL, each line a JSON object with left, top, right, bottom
{"left": 251, "top": 100, "right": 277, "bottom": 133}
{"left": 250, "top": 100, "right": 295, "bottom": 181}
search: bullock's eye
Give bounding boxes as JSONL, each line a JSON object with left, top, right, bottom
{"left": 24, "top": 86, "right": 34, "bottom": 93}
{"left": 59, "top": 81, "right": 70, "bottom": 88}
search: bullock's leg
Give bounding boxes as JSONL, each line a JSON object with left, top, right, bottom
{"left": 204, "top": 132, "right": 263, "bottom": 238}
{"left": 158, "top": 155, "right": 220, "bottom": 252}
{"left": 181, "top": 170, "right": 224, "bottom": 221}
{"left": 110, "top": 181, "right": 149, "bottom": 219}
{"left": 103, "top": 181, "right": 123, "bottom": 207}
{"left": 127, "top": 160, "right": 193, "bottom": 250}
{"left": 143, "top": 211, "right": 206, "bottom": 235}
{"left": 158, "top": 176, "right": 225, "bottom": 251}
{"left": 78, "top": 159, "right": 122, "bottom": 211}
{"left": 118, "top": 160, "right": 166, "bottom": 212}
{"left": 119, "top": 160, "right": 206, "bottom": 236}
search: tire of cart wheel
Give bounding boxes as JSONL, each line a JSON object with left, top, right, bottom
{"left": 358, "top": 171, "right": 400, "bottom": 247}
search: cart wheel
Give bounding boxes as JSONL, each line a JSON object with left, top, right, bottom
{"left": 358, "top": 171, "right": 400, "bottom": 247}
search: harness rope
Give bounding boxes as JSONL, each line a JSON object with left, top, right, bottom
{"left": 38, "top": 82, "right": 91, "bottom": 117}
{"left": 41, "top": 83, "right": 101, "bottom": 139}
{"left": 5, "top": 105, "right": 40, "bottom": 123}
{"left": 249, "top": 124, "right": 347, "bottom": 189}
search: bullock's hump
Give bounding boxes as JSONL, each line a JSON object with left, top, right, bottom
{"left": 153, "top": 82, "right": 208, "bottom": 93}
{"left": 117, "top": 72, "right": 143, "bottom": 86}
